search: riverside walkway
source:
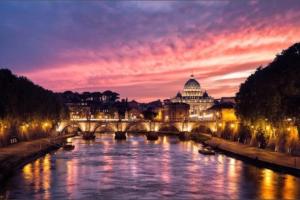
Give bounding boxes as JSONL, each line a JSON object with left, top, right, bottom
{"left": 205, "top": 136, "right": 300, "bottom": 173}
{"left": 0, "top": 135, "right": 73, "bottom": 183}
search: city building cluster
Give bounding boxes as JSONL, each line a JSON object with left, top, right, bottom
{"left": 62, "top": 75, "right": 237, "bottom": 123}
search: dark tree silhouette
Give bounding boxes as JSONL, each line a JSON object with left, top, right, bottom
{"left": 236, "top": 43, "right": 300, "bottom": 131}
{"left": 142, "top": 108, "right": 157, "bottom": 121}
{"left": 0, "top": 69, "right": 66, "bottom": 121}
{"left": 0, "top": 69, "right": 68, "bottom": 146}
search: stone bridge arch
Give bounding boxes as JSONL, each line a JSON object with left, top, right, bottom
{"left": 158, "top": 123, "right": 180, "bottom": 133}
{"left": 190, "top": 122, "right": 215, "bottom": 134}
{"left": 125, "top": 121, "right": 149, "bottom": 133}
{"left": 92, "top": 122, "right": 118, "bottom": 133}
{"left": 57, "top": 121, "right": 84, "bottom": 135}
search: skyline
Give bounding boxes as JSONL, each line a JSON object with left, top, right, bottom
{"left": 1, "top": 1, "right": 300, "bottom": 102}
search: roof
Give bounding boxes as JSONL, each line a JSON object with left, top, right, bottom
{"left": 184, "top": 75, "right": 200, "bottom": 90}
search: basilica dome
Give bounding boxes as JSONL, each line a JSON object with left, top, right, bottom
{"left": 170, "top": 74, "right": 214, "bottom": 117}
{"left": 183, "top": 75, "right": 201, "bottom": 91}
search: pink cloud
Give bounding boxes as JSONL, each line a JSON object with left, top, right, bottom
{"left": 20, "top": 23, "right": 300, "bottom": 102}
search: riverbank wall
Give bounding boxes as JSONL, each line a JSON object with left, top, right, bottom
{"left": 0, "top": 134, "right": 74, "bottom": 185}
{"left": 203, "top": 135, "right": 300, "bottom": 176}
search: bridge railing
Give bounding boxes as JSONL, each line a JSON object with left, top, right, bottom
{"left": 67, "top": 118, "right": 218, "bottom": 123}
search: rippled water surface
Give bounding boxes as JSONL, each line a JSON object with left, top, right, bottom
{"left": 1, "top": 134, "right": 300, "bottom": 199}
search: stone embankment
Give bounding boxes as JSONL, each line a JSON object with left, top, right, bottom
{"left": 203, "top": 135, "right": 300, "bottom": 175}
{"left": 0, "top": 134, "right": 74, "bottom": 184}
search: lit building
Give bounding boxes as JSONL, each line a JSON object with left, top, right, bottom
{"left": 162, "top": 103, "right": 190, "bottom": 121}
{"left": 67, "top": 102, "right": 91, "bottom": 120}
{"left": 206, "top": 101, "right": 239, "bottom": 135}
{"left": 128, "top": 108, "right": 143, "bottom": 120}
{"left": 207, "top": 102, "right": 237, "bottom": 122}
{"left": 171, "top": 75, "right": 214, "bottom": 119}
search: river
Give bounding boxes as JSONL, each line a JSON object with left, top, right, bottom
{"left": 1, "top": 134, "right": 300, "bottom": 199}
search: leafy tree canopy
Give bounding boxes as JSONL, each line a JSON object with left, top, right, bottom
{"left": 236, "top": 43, "right": 300, "bottom": 126}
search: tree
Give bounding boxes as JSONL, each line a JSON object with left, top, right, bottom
{"left": 238, "top": 124, "right": 252, "bottom": 144}
{"left": 142, "top": 108, "right": 157, "bottom": 120}
{"left": 256, "top": 129, "right": 268, "bottom": 149}
{"left": 236, "top": 43, "right": 300, "bottom": 129}
{"left": 102, "top": 90, "right": 120, "bottom": 103}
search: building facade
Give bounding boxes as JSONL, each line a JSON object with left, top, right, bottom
{"left": 171, "top": 75, "right": 214, "bottom": 119}
{"left": 162, "top": 103, "right": 190, "bottom": 121}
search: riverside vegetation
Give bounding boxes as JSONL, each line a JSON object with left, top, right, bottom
{"left": 222, "top": 43, "right": 300, "bottom": 155}
{"left": 0, "top": 69, "right": 67, "bottom": 147}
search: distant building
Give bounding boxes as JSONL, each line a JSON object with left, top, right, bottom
{"left": 128, "top": 108, "right": 143, "bottom": 120}
{"left": 62, "top": 90, "right": 121, "bottom": 120}
{"left": 162, "top": 102, "right": 190, "bottom": 121}
{"left": 206, "top": 101, "right": 238, "bottom": 134}
{"left": 170, "top": 75, "right": 214, "bottom": 119}
{"left": 207, "top": 101, "right": 237, "bottom": 122}
{"left": 67, "top": 102, "right": 91, "bottom": 120}
{"left": 153, "top": 107, "right": 164, "bottom": 121}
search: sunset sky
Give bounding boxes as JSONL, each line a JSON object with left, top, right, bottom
{"left": 1, "top": 1, "right": 300, "bottom": 102}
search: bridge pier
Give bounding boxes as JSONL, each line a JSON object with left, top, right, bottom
{"left": 178, "top": 131, "right": 191, "bottom": 141}
{"left": 146, "top": 131, "right": 158, "bottom": 141}
{"left": 115, "top": 131, "right": 127, "bottom": 140}
{"left": 82, "top": 132, "right": 96, "bottom": 140}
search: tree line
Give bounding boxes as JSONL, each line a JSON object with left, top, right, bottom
{"left": 0, "top": 69, "right": 66, "bottom": 121}
{"left": 0, "top": 69, "right": 67, "bottom": 146}
{"left": 236, "top": 43, "right": 300, "bottom": 126}
{"left": 235, "top": 43, "right": 300, "bottom": 153}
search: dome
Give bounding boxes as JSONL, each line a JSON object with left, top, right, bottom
{"left": 184, "top": 75, "right": 200, "bottom": 90}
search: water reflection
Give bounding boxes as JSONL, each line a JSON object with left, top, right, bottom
{"left": 258, "top": 168, "right": 299, "bottom": 200}
{"left": 283, "top": 175, "right": 297, "bottom": 199}
{"left": 2, "top": 134, "right": 300, "bottom": 199}
{"left": 21, "top": 154, "right": 52, "bottom": 199}
{"left": 161, "top": 137, "right": 171, "bottom": 185}
{"left": 260, "top": 169, "right": 275, "bottom": 199}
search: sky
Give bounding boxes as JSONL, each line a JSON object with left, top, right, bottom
{"left": 1, "top": 0, "right": 300, "bottom": 102}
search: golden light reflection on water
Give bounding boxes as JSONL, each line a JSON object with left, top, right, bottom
{"left": 259, "top": 168, "right": 299, "bottom": 200}
{"left": 22, "top": 163, "right": 33, "bottom": 181}
{"left": 33, "top": 159, "right": 41, "bottom": 192}
{"left": 260, "top": 169, "right": 276, "bottom": 199}
{"left": 42, "top": 155, "right": 51, "bottom": 200}
{"left": 283, "top": 175, "right": 297, "bottom": 199}
{"left": 22, "top": 154, "right": 52, "bottom": 200}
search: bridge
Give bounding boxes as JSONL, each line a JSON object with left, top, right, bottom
{"left": 56, "top": 119, "right": 218, "bottom": 135}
